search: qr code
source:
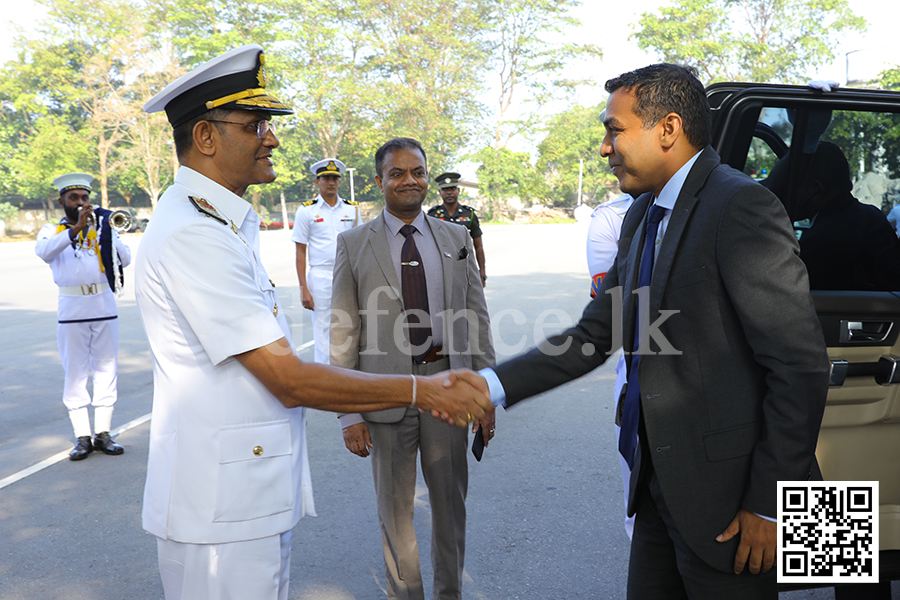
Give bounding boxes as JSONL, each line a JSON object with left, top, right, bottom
{"left": 777, "top": 481, "right": 879, "bottom": 584}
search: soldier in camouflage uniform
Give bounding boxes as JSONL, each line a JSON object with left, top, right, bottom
{"left": 427, "top": 171, "right": 486, "bottom": 286}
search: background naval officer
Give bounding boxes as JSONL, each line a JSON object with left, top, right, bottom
{"left": 427, "top": 171, "right": 486, "bottom": 286}
{"left": 138, "top": 44, "right": 491, "bottom": 600}
{"left": 35, "top": 172, "right": 131, "bottom": 460}
{"left": 291, "top": 157, "right": 359, "bottom": 364}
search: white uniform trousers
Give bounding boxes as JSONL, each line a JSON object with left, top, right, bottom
{"left": 307, "top": 266, "right": 333, "bottom": 365}
{"left": 157, "top": 530, "right": 292, "bottom": 600}
{"left": 57, "top": 318, "right": 118, "bottom": 411}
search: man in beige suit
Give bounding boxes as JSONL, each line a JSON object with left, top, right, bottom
{"left": 331, "top": 137, "right": 494, "bottom": 600}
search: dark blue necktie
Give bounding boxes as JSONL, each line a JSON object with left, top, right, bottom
{"left": 619, "top": 203, "right": 667, "bottom": 469}
{"left": 400, "top": 224, "right": 432, "bottom": 361}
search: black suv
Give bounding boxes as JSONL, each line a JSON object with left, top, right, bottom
{"left": 708, "top": 82, "right": 900, "bottom": 597}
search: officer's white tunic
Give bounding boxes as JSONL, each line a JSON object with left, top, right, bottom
{"left": 136, "top": 167, "right": 315, "bottom": 546}
{"left": 291, "top": 194, "right": 358, "bottom": 364}
{"left": 35, "top": 221, "right": 131, "bottom": 412}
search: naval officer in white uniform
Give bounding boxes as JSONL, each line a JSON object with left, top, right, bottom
{"left": 292, "top": 157, "right": 359, "bottom": 363}
{"left": 136, "top": 44, "right": 492, "bottom": 600}
{"left": 35, "top": 172, "right": 131, "bottom": 460}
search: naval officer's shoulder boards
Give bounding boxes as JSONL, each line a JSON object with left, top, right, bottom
{"left": 189, "top": 196, "right": 228, "bottom": 225}
{"left": 188, "top": 195, "right": 249, "bottom": 249}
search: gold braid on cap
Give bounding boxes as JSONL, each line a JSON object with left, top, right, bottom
{"left": 205, "top": 88, "right": 267, "bottom": 110}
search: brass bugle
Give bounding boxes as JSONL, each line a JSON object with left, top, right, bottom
{"left": 110, "top": 209, "right": 133, "bottom": 233}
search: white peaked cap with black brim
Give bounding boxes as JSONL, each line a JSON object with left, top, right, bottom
{"left": 143, "top": 44, "right": 293, "bottom": 127}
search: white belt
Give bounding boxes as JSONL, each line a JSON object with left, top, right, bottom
{"left": 59, "top": 282, "right": 110, "bottom": 296}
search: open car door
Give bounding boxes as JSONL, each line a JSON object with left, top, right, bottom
{"left": 708, "top": 82, "right": 900, "bottom": 595}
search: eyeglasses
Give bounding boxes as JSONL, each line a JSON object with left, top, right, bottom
{"left": 206, "top": 119, "right": 275, "bottom": 139}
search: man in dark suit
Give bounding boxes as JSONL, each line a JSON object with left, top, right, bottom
{"left": 473, "top": 64, "right": 830, "bottom": 598}
{"left": 331, "top": 137, "right": 494, "bottom": 600}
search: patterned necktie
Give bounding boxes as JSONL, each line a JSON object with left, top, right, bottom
{"left": 619, "top": 203, "right": 667, "bottom": 469}
{"left": 400, "top": 224, "right": 432, "bottom": 361}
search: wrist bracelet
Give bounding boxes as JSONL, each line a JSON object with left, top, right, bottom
{"left": 410, "top": 374, "right": 417, "bottom": 407}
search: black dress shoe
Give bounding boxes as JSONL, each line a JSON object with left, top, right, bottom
{"left": 69, "top": 436, "right": 94, "bottom": 461}
{"left": 93, "top": 431, "right": 124, "bottom": 455}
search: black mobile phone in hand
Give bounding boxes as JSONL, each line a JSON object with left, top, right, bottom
{"left": 472, "top": 427, "right": 485, "bottom": 461}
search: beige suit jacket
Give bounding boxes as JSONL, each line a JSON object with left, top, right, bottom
{"left": 331, "top": 211, "right": 494, "bottom": 423}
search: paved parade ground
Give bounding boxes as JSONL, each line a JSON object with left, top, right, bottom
{"left": 0, "top": 222, "right": 855, "bottom": 599}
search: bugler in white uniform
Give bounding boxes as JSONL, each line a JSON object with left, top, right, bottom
{"left": 35, "top": 172, "right": 131, "bottom": 460}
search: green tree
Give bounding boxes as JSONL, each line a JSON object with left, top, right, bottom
{"left": 351, "top": 0, "right": 492, "bottom": 165}
{"left": 150, "top": 0, "right": 286, "bottom": 65}
{"left": 126, "top": 57, "right": 183, "bottom": 208}
{"left": 826, "top": 110, "right": 900, "bottom": 182}
{"left": 486, "top": 0, "right": 602, "bottom": 147}
{"left": 536, "top": 103, "right": 616, "bottom": 207}
{"left": 9, "top": 115, "right": 93, "bottom": 212}
{"left": 32, "top": 0, "right": 148, "bottom": 207}
{"left": 1, "top": 0, "right": 151, "bottom": 208}
{"left": 474, "top": 146, "right": 545, "bottom": 218}
{"left": 879, "top": 65, "right": 900, "bottom": 91}
{"left": 633, "top": 0, "right": 865, "bottom": 84}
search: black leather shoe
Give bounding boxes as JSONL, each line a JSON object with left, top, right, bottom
{"left": 69, "top": 436, "right": 94, "bottom": 461}
{"left": 93, "top": 431, "right": 124, "bottom": 455}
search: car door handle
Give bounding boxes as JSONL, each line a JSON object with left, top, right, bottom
{"left": 840, "top": 320, "right": 893, "bottom": 344}
{"left": 829, "top": 355, "right": 900, "bottom": 386}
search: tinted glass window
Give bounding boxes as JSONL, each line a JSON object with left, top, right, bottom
{"left": 751, "top": 106, "right": 900, "bottom": 292}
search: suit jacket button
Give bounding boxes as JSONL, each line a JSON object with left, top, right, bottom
{"left": 253, "top": 445, "right": 264, "bottom": 456}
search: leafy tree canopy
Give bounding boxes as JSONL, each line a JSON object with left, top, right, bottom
{"left": 633, "top": 0, "right": 865, "bottom": 84}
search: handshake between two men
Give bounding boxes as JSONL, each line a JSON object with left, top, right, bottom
{"left": 399, "top": 368, "right": 493, "bottom": 428}
{"left": 342, "top": 369, "right": 496, "bottom": 458}
{"left": 234, "top": 337, "right": 494, "bottom": 429}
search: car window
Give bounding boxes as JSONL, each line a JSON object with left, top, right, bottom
{"left": 749, "top": 104, "right": 900, "bottom": 292}
{"left": 744, "top": 110, "right": 793, "bottom": 181}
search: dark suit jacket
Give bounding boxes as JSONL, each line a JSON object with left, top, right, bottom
{"left": 494, "top": 146, "right": 829, "bottom": 573}
{"left": 330, "top": 211, "right": 494, "bottom": 423}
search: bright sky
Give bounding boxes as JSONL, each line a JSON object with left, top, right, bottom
{"left": 568, "top": 0, "right": 900, "bottom": 100}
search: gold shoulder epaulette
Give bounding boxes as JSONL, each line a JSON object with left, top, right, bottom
{"left": 302, "top": 198, "right": 318, "bottom": 206}
{"left": 189, "top": 196, "right": 227, "bottom": 225}
{"left": 343, "top": 198, "right": 358, "bottom": 206}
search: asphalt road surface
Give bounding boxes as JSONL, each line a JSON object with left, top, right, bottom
{"left": 0, "top": 221, "right": 874, "bottom": 599}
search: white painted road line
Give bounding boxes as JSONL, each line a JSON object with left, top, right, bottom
{"left": 0, "top": 412, "right": 152, "bottom": 491}
{"left": 1, "top": 341, "right": 314, "bottom": 491}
